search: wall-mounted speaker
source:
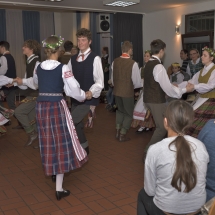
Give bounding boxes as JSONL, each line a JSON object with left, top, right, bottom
{"left": 97, "top": 14, "right": 110, "bottom": 33}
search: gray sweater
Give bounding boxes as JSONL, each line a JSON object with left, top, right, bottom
{"left": 144, "top": 135, "right": 209, "bottom": 214}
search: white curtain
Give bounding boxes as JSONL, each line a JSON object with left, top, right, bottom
{"left": 40, "top": 11, "right": 55, "bottom": 61}
{"left": 6, "top": 9, "right": 25, "bottom": 78}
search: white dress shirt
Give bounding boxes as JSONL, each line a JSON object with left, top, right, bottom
{"left": 186, "top": 57, "right": 201, "bottom": 77}
{"left": 0, "top": 51, "right": 9, "bottom": 75}
{"left": 151, "top": 55, "right": 186, "bottom": 98}
{"left": 111, "top": 55, "right": 143, "bottom": 89}
{"left": 178, "top": 62, "right": 215, "bottom": 110}
{"left": 22, "top": 60, "right": 85, "bottom": 102}
{"left": 67, "top": 47, "right": 104, "bottom": 98}
{"left": 0, "top": 75, "right": 13, "bottom": 88}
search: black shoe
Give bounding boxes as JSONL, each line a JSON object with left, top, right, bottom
{"left": 4, "top": 121, "right": 11, "bottom": 126}
{"left": 85, "top": 146, "right": 89, "bottom": 155}
{"left": 52, "top": 175, "right": 56, "bottom": 182}
{"left": 56, "top": 190, "right": 70, "bottom": 201}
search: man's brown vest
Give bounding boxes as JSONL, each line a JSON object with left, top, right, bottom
{"left": 113, "top": 57, "right": 135, "bottom": 97}
{"left": 144, "top": 59, "right": 166, "bottom": 103}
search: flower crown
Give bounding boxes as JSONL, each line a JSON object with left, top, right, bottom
{"left": 172, "top": 63, "right": 180, "bottom": 67}
{"left": 42, "top": 35, "right": 64, "bottom": 49}
{"left": 202, "top": 46, "right": 215, "bottom": 58}
{"left": 145, "top": 50, "right": 151, "bottom": 54}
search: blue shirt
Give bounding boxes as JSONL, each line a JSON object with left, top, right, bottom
{"left": 198, "top": 119, "right": 215, "bottom": 201}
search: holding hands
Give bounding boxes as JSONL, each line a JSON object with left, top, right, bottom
{"left": 14, "top": 77, "right": 23, "bottom": 85}
{"left": 85, "top": 91, "right": 92, "bottom": 100}
{"left": 186, "top": 82, "right": 195, "bottom": 93}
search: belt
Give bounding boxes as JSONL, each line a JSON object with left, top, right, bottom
{"left": 39, "top": 93, "right": 63, "bottom": 96}
{"left": 163, "top": 209, "right": 201, "bottom": 215}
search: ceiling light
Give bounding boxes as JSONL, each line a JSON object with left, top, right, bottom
{"left": 103, "top": 0, "right": 139, "bottom": 7}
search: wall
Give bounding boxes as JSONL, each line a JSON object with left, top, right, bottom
{"left": 143, "top": 0, "right": 215, "bottom": 68}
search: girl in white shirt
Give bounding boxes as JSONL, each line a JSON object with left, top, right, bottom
{"left": 137, "top": 100, "right": 209, "bottom": 215}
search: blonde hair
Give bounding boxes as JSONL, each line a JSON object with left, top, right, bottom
{"left": 43, "top": 36, "right": 61, "bottom": 58}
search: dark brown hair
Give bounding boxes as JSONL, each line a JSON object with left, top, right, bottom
{"left": 165, "top": 100, "right": 197, "bottom": 193}
{"left": 150, "top": 39, "right": 166, "bottom": 55}
{"left": 64, "top": 40, "right": 73, "bottom": 52}
{"left": 121, "top": 41, "right": 133, "bottom": 53}
{"left": 76, "top": 28, "right": 92, "bottom": 41}
{"left": 103, "top": 46, "right": 109, "bottom": 54}
{"left": 0, "top": 41, "right": 10, "bottom": 50}
{"left": 23, "top": 39, "right": 41, "bottom": 55}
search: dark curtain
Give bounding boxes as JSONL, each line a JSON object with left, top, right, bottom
{"left": 90, "top": 12, "right": 100, "bottom": 56}
{"left": 0, "top": 9, "right": 6, "bottom": 41}
{"left": 76, "top": 11, "right": 81, "bottom": 30}
{"left": 113, "top": 13, "right": 143, "bottom": 67}
{"left": 110, "top": 13, "right": 114, "bottom": 64}
{"left": 22, "top": 11, "right": 40, "bottom": 42}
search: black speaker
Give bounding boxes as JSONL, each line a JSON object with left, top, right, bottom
{"left": 97, "top": 14, "right": 110, "bottom": 33}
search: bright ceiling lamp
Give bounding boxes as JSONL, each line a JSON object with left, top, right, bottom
{"left": 103, "top": 0, "right": 140, "bottom": 7}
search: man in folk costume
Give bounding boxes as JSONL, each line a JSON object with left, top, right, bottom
{"left": 14, "top": 40, "right": 41, "bottom": 147}
{"left": 0, "top": 41, "right": 17, "bottom": 111}
{"left": 67, "top": 28, "right": 104, "bottom": 155}
{"left": 112, "top": 41, "right": 142, "bottom": 142}
{"left": 143, "top": 39, "right": 186, "bottom": 153}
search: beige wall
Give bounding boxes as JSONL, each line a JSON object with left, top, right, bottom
{"left": 143, "top": 0, "right": 215, "bottom": 68}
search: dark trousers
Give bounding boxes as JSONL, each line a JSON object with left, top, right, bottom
{"left": 71, "top": 104, "right": 90, "bottom": 149}
{"left": 115, "top": 96, "right": 134, "bottom": 134}
{"left": 137, "top": 188, "right": 165, "bottom": 215}
{"left": 0, "top": 88, "right": 17, "bottom": 110}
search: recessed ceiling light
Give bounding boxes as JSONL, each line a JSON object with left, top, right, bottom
{"left": 103, "top": 0, "right": 139, "bottom": 7}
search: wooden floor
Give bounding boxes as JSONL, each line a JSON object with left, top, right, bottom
{"left": 0, "top": 103, "right": 153, "bottom": 215}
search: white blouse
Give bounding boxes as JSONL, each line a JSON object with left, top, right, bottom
{"left": 0, "top": 75, "right": 13, "bottom": 88}
{"left": 22, "top": 60, "right": 86, "bottom": 102}
{"left": 178, "top": 62, "right": 215, "bottom": 110}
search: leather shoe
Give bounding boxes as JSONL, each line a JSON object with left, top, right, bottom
{"left": 119, "top": 134, "right": 130, "bottom": 142}
{"left": 116, "top": 129, "right": 120, "bottom": 139}
{"left": 25, "top": 131, "right": 38, "bottom": 146}
{"left": 4, "top": 121, "right": 11, "bottom": 126}
{"left": 56, "top": 190, "right": 70, "bottom": 201}
{"left": 52, "top": 175, "right": 56, "bottom": 182}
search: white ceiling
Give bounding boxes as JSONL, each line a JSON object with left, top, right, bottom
{"left": 0, "top": 0, "right": 213, "bottom": 14}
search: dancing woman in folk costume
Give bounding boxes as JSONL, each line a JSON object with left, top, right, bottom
{"left": 0, "top": 76, "right": 15, "bottom": 136}
{"left": 132, "top": 50, "right": 155, "bottom": 133}
{"left": 17, "top": 35, "right": 89, "bottom": 200}
{"left": 178, "top": 47, "right": 215, "bottom": 138}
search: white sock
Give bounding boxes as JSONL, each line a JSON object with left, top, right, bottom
{"left": 138, "top": 127, "right": 145, "bottom": 131}
{"left": 146, "top": 128, "right": 150, "bottom": 131}
{"left": 56, "top": 173, "right": 64, "bottom": 192}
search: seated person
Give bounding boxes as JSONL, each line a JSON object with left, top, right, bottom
{"left": 198, "top": 119, "right": 215, "bottom": 202}
{"left": 137, "top": 100, "right": 209, "bottom": 215}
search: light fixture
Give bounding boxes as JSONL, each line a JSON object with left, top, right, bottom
{"left": 103, "top": 0, "right": 140, "bottom": 7}
{"left": 175, "top": 25, "right": 180, "bottom": 35}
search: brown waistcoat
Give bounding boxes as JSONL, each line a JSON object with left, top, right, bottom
{"left": 113, "top": 57, "right": 135, "bottom": 97}
{"left": 143, "top": 59, "right": 166, "bottom": 103}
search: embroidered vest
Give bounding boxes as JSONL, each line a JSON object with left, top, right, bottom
{"left": 198, "top": 65, "right": 215, "bottom": 98}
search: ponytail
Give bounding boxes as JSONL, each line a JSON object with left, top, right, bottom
{"left": 169, "top": 135, "right": 197, "bottom": 193}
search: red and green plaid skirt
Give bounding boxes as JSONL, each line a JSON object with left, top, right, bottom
{"left": 187, "top": 98, "right": 215, "bottom": 138}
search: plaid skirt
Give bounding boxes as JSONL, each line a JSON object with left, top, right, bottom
{"left": 187, "top": 98, "right": 215, "bottom": 138}
{"left": 36, "top": 101, "right": 88, "bottom": 176}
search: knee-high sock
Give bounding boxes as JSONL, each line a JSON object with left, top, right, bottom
{"left": 56, "top": 174, "right": 64, "bottom": 191}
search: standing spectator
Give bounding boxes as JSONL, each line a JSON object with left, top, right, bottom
{"left": 58, "top": 40, "right": 73, "bottom": 64}
{"left": 0, "top": 41, "right": 17, "bottom": 111}
{"left": 112, "top": 41, "right": 142, "bottom": 142}
{"left": 187, "top": 48, "right": 203, "bottom": 78}
{"left": 180, "top": 49, "right": 189, "bottom": 73}
{"left": 101, "top": 47, "right": 110, "bottom": 91}
{"left": 67, "top": 28, "right": 104, "bottom": 154}
{"left": 71, "top": 45, "right": 79, "bottom": 56}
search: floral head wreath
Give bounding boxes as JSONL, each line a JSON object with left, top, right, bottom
{"left": 202, "top": 46, "right": 215, "bottom": 58}
{"left": 172, "top": 63, "right": 180, "bottom": 67}
{"left": 145, "top": 50, "right": 151, "bottom": 54}
{"left": 42, "top": 35, "right": 64, "bottom": 49}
